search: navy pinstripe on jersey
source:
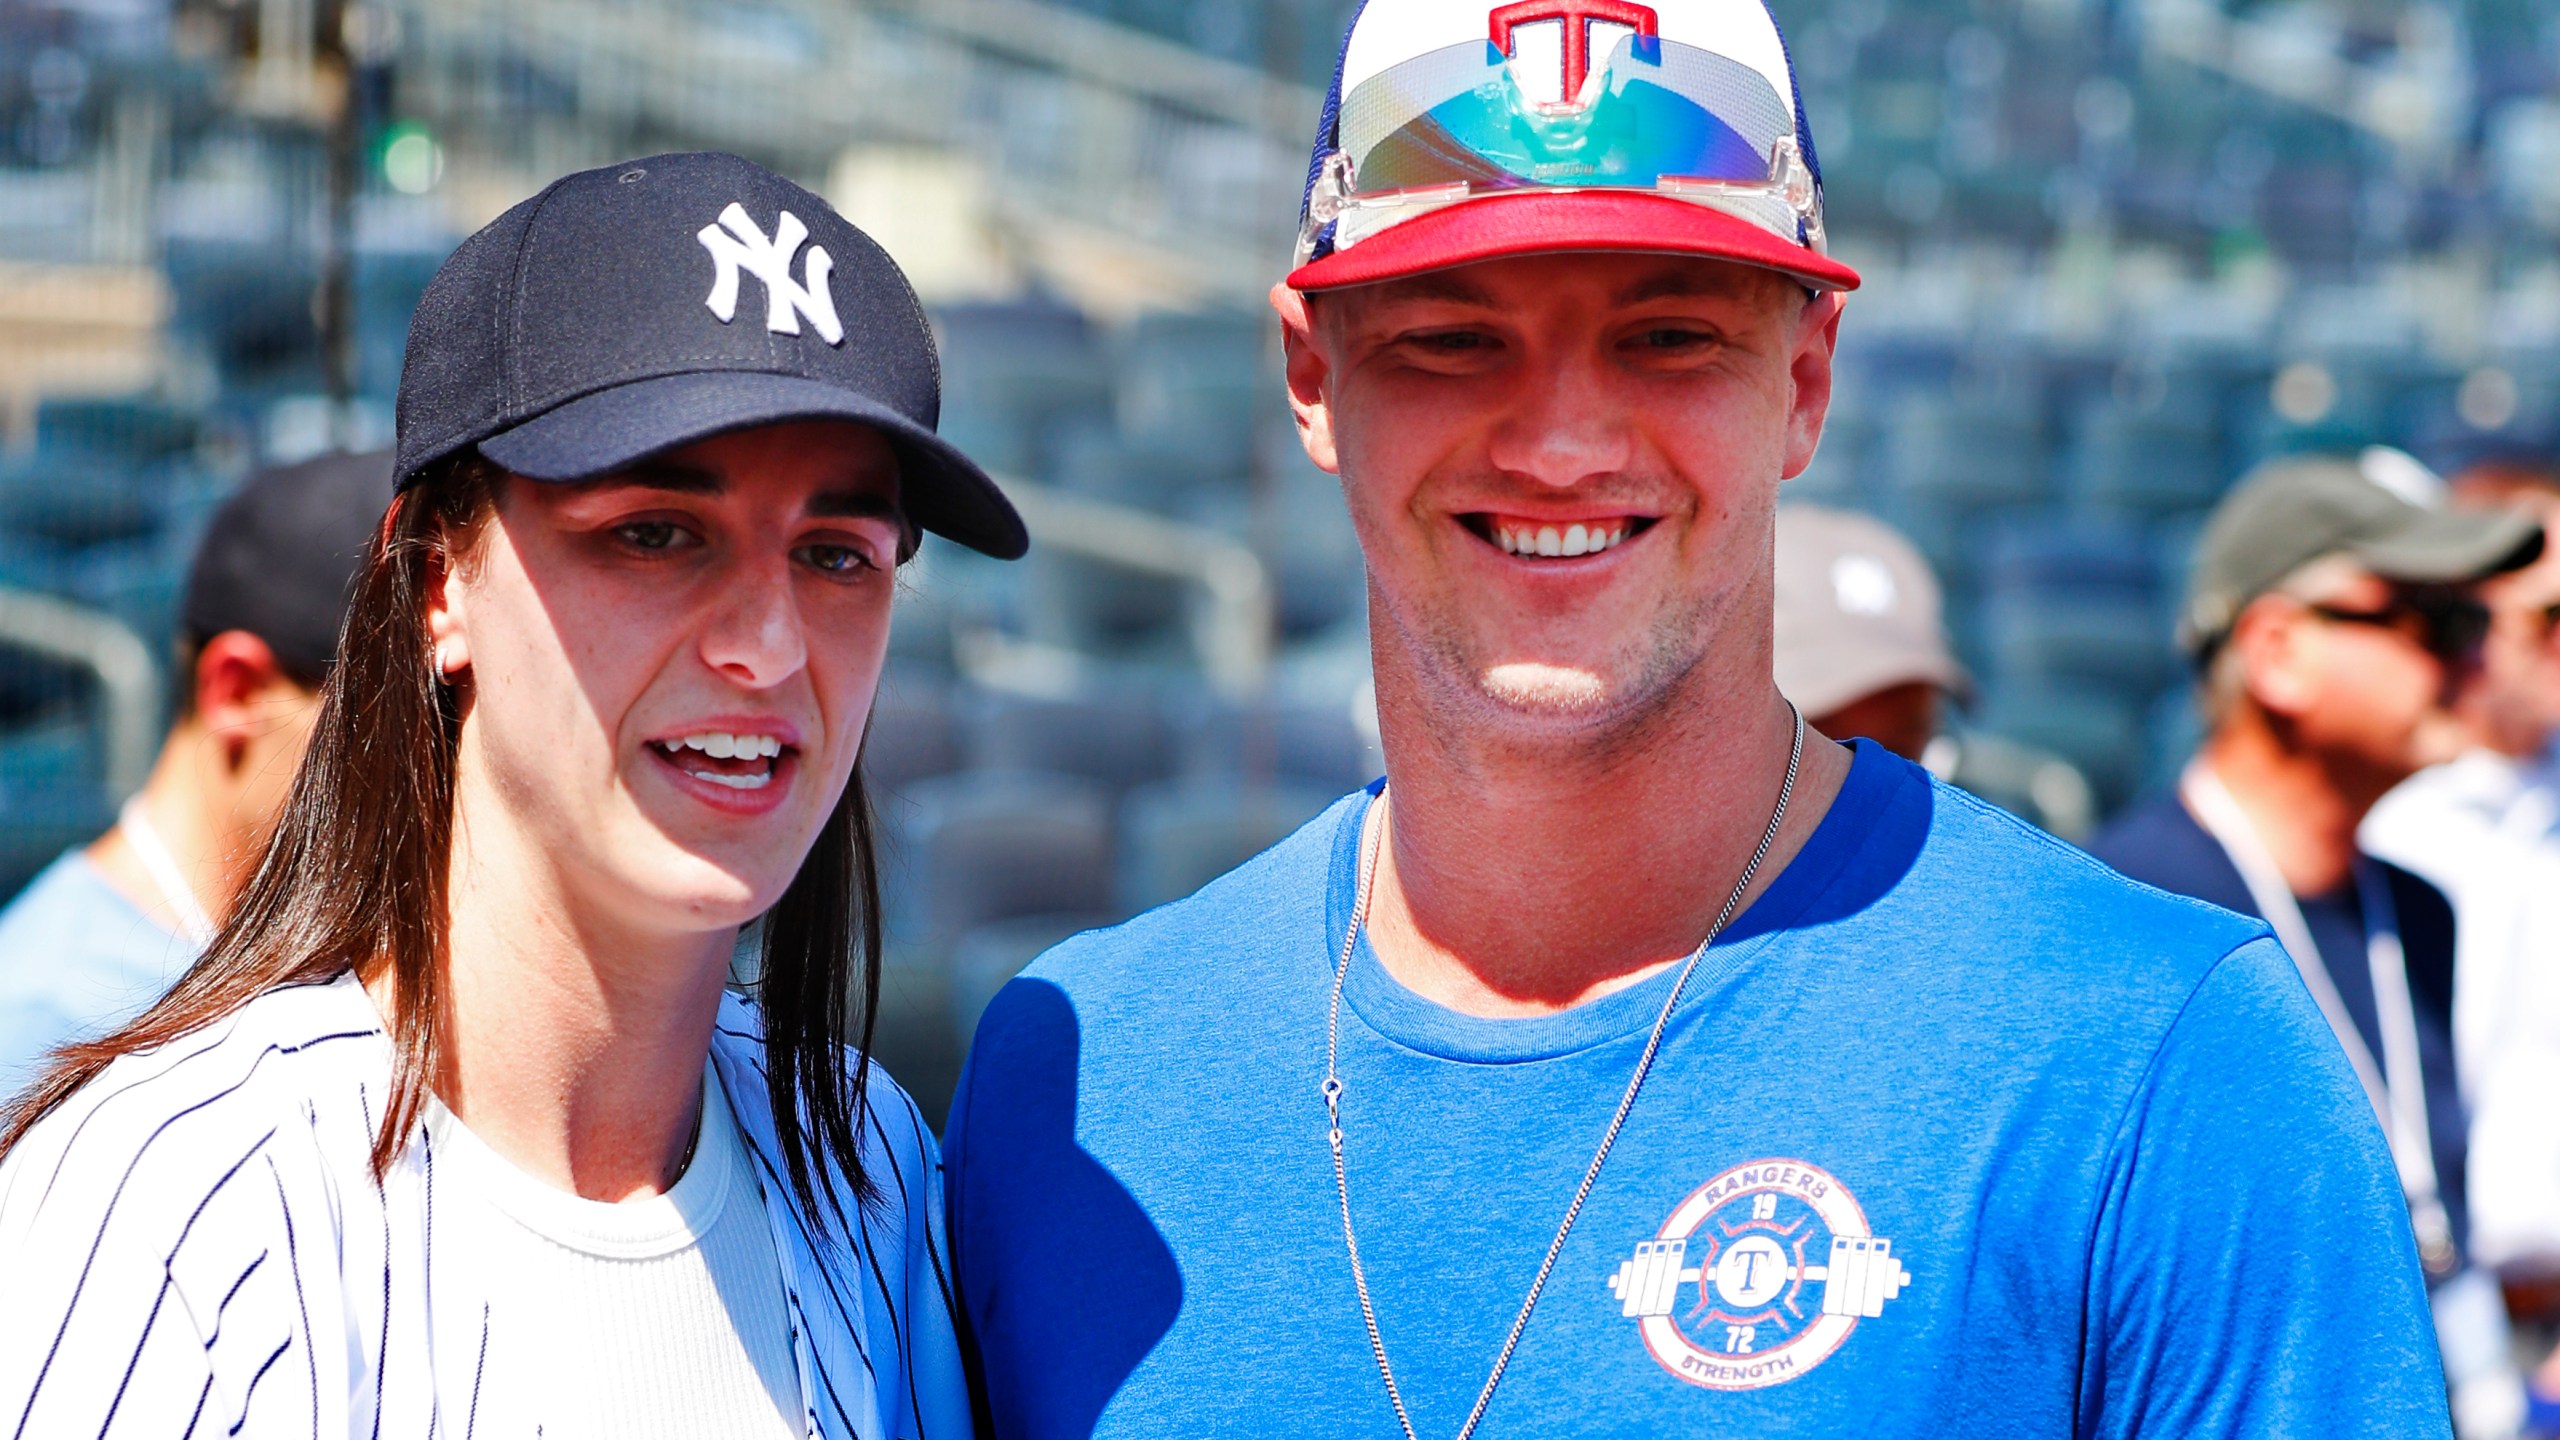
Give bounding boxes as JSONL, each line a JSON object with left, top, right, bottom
{"left": 0, "top": 973, "right": 969, "bottom": 1439}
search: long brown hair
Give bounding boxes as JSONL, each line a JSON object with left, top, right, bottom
{"left": 0, "top": 452, "right": 887, "bottom": 1227}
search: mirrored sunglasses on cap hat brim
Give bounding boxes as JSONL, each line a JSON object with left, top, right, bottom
{"left": 1300, "top": 33, "right": 1829, "bottom": 270}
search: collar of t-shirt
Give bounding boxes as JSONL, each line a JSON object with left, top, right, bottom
{"left": 1327, "top": 740, "right": 1915, "bottom": 1065}
{"left": 422, "top": 1057, "right": 740, "bottom": 1259}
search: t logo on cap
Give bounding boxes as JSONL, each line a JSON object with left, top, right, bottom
{"left": 1489, "top": 0, "right": 1658, "bottom": 105}
{"left": 698, "top": 201, "right": 844, "bottom": 345}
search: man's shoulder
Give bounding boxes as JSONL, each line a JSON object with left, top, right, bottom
{"left": 0, "top": 852, "right": 201, "bottom": 1082}
{"left": 0, "top": 850, "right": 96, "bottom": 932}
{"left": 1848, "top": 774, "right": 2319, "bottom": 1146}
{"left": 1908, "top": 774, "right": 2270, "bottom": 986}
{"left": 1017, "top": 787, "right": 1360, "bottom": 995}
{"left": 952, "top": 789, "right": 1357, "bottom": 1096}
{"left": 0, "top": 850, "right": 169, "bottom": 968}
{"left": 2369, "top": 853, "right": 2457, "bottom": 967}
{"left": 2080, "top": 791, "right": 2201, "bottom": 877}
{"left": 2078, "top": 790, "right": 2263, "bottom": 920}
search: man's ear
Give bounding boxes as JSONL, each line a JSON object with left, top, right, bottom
{"left": 2230, "top": 596, "right": 2317, "bottom": 720}
{"left": 1781, "top": 290, "right": 1844, "bottom": 481}
{"left": 1272, "top": 281, "right": 1340, "bottom": 477}
{"left": 192, "top": 630, "right": 293, "bottom": 767}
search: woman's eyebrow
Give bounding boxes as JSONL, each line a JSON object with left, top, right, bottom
{"left": 579, "top": 462, "right": 897, "bottom": 521}
{"left": 809, "top": 490, "right": 901, "bottom": 521}
{"left": 603, "top": 462, "right": 722, "bottom": 494}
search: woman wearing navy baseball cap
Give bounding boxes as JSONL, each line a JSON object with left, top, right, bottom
{"left": 0, "top": 152, "right": 1016, "bottom": 1439}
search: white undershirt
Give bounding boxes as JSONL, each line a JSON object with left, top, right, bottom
{"left": 424, "top": 1061, "right": 802, "bottom": 1440}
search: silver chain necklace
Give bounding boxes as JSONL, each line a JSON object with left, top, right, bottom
{"left": 1322, "top": 704, "right": 1804, "bottom": 1440}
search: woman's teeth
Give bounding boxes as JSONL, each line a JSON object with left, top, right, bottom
{"left": 675, "top": 732, "right": 782, "bottom": 759}
{"left": 654, "top": 732, "right": 784, "bottom": 791}
{"left": 1493, "top": 520, "right": 1631, "bottom": 557}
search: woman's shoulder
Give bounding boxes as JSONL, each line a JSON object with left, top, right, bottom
{"left": 708, "top": 986, "right": 939, "bottom": 1183}
{"left": 709, "top": 988, "right": 968, "bottom": 1437}
{"left": 0, "top": 976, "right": 395, "bottom": 1433}
{"left": 0, "top": 974, "right": 390, "bottom": 1249}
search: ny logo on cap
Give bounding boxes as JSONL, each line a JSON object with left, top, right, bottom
{"left": 1489, "top": 0, "right": 1658, "bottom": 104}
{"left": 698, "top": 202, "right": 845, "bottom": 346}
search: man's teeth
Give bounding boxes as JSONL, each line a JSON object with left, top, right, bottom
{"left": 671, "top": 732, "right": 782, "bottom": 759}
{"left": 1493, "top": 521, "right": 1630, "bottom": 557}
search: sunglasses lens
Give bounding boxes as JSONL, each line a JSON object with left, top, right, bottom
{"left": 2425, "top": 599, "right": 2491, "bottom": 659}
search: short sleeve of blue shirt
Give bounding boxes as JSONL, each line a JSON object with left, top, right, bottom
{"left": 947, "top": 744, "right": 2450, "bottom": 1439}
{"left": 2080, "top": 938, "right": 2445, "bottom": 1435}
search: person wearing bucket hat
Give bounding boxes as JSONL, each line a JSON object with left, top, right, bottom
{"left": 0, "top": 153, "right": 1000, "bottom": 1440}
{"left": 2091, "top": 448, "right": 2543, "bottom": 1439}
{"left": 946, "top": 4, "right": 2449, "bottom": 1438}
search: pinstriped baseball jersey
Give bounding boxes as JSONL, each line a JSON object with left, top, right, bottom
{"left": 0, "top": 972, "right": 969, "bottom": 1439}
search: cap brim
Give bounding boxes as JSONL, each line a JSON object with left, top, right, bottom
{"left": 477, "top": 371, "right": 1028, "bottom": 560}
{"left": 2351, "top": 507, "right": 2544, "bottom": 586}
{"left": 1285, "top": 191, "right": 1862, "bottom": 293}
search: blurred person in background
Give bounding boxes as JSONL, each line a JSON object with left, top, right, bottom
{"left": 2087, "top": 448, "right": 2544, "bottom": 1440}
{"left": 1773, "top": 504, "right": 2099, "bottom": 839}
{"left": 946, "top": 0, "right": 2458, "bottom": 1434}
{"left": 1771, "top": 504, "right": 1967, "bottom": 761}
{"left": 2361, "top": 448, "right": 2560, "bottom": 1433}
{"left": 0, "top": 449, "right": 384, "bottom": 1087}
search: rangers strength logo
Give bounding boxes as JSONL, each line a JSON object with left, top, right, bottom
{"left": 1603, "top": 1158, "right": 1913, "bottom": 1390}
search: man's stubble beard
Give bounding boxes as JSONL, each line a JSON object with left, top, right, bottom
{"left": 1370, "top": 570, "right": 1732, "bottom": 763}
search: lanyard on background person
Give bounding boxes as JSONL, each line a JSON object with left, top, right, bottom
{"left": 117, "top": 795, "right": 217, "bottom": 947}
{"left": 2180, "top": 762, "right": 2459, "bottom": 1278}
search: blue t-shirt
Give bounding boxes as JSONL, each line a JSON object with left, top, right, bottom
{"left": 945, "top": 743, "right": 2450, "bottom": 1438}
{"left": 2088, "top": 794, "right": 2469, "bottom": 1262}
{"left": 0, "top": 850, "right": 196, "bottom": 1090}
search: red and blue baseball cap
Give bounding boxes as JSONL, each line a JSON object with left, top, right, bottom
{"left": 395, "top": 151, "right": 1026, "bottom": 559}
{"left": 1287, "top": 0, "right": 1859, "bottom": 294}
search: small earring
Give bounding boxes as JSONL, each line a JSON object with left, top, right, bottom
{"left": 431, "top": 643, "right": 458, "bottom": 682}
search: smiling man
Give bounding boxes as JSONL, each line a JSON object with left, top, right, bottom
{"left": 944, "top": 2, "right": 2451, "bottom": 1436}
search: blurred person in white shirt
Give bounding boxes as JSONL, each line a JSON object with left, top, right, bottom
{"left": 2363, "top": 445, "right": 2560, "bottom": 1426}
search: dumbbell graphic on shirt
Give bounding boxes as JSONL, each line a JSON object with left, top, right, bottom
{"left": 1602, "top": 1159, "right": 1914, "bottom": 1391}
{"left": 1608, "top": 1232, "right": 1913, "bottom": 1318}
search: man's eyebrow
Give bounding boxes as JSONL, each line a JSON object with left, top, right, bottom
{"left": 1370, "top": 272, "right": 1502, "bottom": 309}
{"left": 1612, "top": 269, "right": 1763, "bottom": 305}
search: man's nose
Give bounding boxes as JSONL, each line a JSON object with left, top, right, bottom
{"left": 1485, "top": 349, "right": 1634, "bottom": 490}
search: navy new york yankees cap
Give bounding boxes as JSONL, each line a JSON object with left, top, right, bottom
{"left": 394, "top": 151, "right": 1026, "bottom": 559}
